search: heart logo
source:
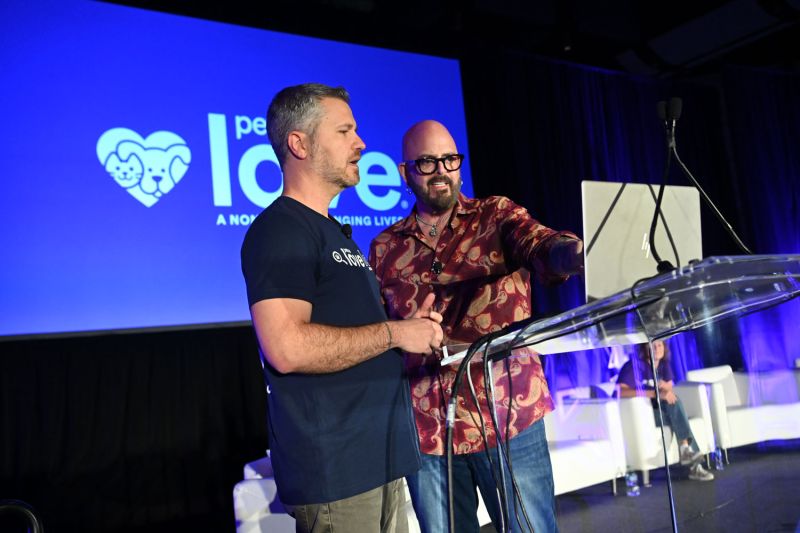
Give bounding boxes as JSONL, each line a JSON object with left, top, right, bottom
{"left": 96, "top": 128, "right": 191, "bottom": 207}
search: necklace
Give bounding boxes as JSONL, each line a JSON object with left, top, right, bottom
{"left": 415, "top": 214, "right": 440, "bottom": 237}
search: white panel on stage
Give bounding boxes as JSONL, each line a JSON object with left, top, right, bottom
{"left": 581, "top": 180, "right": 702, "bottom": 302}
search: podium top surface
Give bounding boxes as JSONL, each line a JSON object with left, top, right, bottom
{"left": 441, "top": 254, "right": 800, "bottom": 365}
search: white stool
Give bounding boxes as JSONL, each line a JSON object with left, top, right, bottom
{"left": 233, "top": 454, "right": 294, "bottom": 533}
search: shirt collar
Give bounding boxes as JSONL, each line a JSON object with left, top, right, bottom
{"left": 397, "top": 193, "right": 477, "bottom": 236}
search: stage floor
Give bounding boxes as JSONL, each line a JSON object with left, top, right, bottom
{"left": 536, "top": 439, "right": 800, "bottom": 533}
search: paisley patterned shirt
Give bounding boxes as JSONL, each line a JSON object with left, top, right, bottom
{"left": 369, "top": 194, "right": 579, "bottom": 455}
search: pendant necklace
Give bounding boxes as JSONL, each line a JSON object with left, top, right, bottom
{"left": 415, "top": 214, "right": 440, "bottom": 237}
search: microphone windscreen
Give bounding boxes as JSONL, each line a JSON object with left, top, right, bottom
{"left": 342, "top": 223, "right": 352, "bottom": 239}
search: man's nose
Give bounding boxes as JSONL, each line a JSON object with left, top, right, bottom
{"left": 354, "top": 133, "right": 366, "bottom": 151}
{"left": 434, "top": 159, "right": 451, "bottom": 174}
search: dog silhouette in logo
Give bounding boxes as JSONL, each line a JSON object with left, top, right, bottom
{"left": 96, "top": 128, "right": 191, "bottom": 207}
{"left": 117, "top": 141, "right": 190, "bottom": 198}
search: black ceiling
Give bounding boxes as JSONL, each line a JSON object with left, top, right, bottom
{"left": 110, "top": 0, "right": 800, "bottom": 77}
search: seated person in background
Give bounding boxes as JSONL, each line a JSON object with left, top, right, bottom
{"left": 618, "top": 340, "right": 715, "bottom": 482}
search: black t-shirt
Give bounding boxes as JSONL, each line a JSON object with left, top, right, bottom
{"left": 618, "top": 356, "right": 675, "bottom": 408}
{"left": 617, "top": 357, "right": 674, "bottom": 391}
{"left": 240, "top": 196, "right": 420, "bottom": 505}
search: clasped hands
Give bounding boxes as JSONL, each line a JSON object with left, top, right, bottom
{"left": 657, "top": 382, "right": 678, "bottom": 405}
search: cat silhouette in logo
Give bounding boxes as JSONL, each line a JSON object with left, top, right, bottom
{"left": 104, "top": 152, "right": 143, "bottom": 189}
{"left": 116, "top": 141, "right": 191, "bottom": 198}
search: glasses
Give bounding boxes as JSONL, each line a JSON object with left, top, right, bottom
{"left": 405, "top": 154, "right": 464, "bottom": 175}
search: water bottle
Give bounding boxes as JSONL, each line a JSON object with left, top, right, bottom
{"left": 713, "top": 448, "right": 725, "bottom": 471}
{"left": 625, "top": 471, "right": 640, "bottom": 497}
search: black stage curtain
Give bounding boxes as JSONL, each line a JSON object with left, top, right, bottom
{"left": 461, "top": 47, "right": 745, "bottom": 308}
{"left": 719, "top": 65, "right": 800, "bottom": 370}
{"left": 460, "top": 47, "right": 796, "bottom": 380}
{"left": 1, "top": 327, "right": 268, "bottom": 532}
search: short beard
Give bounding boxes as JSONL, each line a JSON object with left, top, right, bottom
{"left": 409, "top": 175, "right": 460, "bottom": 213}
{"left": 309, "top": 140, "right": 358, "bottom": 190}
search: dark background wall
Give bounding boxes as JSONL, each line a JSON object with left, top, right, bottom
{"left": 2, "top": 327, "right": 267, "bottom": 531}
{"left": 2, "top": 1, "right": 799, "bottom": 531}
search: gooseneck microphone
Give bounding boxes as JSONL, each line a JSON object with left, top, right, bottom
{"left": 648, "top": 97, "right": 682, "bottom": 273}
{"left": 649, "top": 97, "right": 752, "bottom": 268}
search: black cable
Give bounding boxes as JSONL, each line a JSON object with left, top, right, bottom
{"left": 466, "top": 362, "right": 507, "bottom": 530}
{"left": 483, "top": 352, "right": 510, "bottom": 531}
{"left": 586, "top": 182, "right": 627, "bottom": 256}
{"left": 0, "top": 500, "right": 44, "bottom": 533}
{"left": 465, "top": 348, "right": 533, "bottom": 532}
{"left": 651, "top": 96, "right": 752, "bottom": 261}
{"left": 446, "top": 330, "right": 505, "bottom": 533}
{"left": 629, "top": 272, "right": 667, "bottom": 305}
{"left": 503, "top": 357, "right": 521, "bottom": 529}
{"left": 647, "top": 116, "right": 675, "bottom": 273}
{"left": 646, "top": 184, "right": 681, "bottom": 269}
{"left": 670, "top": 144, "right": 753, "bottom": 255}
{"left": 481, "top": 343, "right": 510, "bottom": 532}
{"left": 483, "top": 351, "right": 534, "bottom": 532}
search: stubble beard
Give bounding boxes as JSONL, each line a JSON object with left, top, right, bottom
{"left": 309, "top": 143, "right": 359, "bottom": 190}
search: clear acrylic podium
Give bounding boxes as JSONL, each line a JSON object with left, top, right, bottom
{"left": 441, "top": 254, "right": 800, "bottom": 532}
{"left": 442, "top": 254, "right": 800, "bottom": 365}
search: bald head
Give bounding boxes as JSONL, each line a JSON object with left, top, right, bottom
{"left": 402, "top": 120, "right": 458, "bottom": 161}
{"left": 400, "top": 120, "right": 463, "bottom": 214}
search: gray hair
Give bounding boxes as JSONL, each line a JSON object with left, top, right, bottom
{"left": 266, "top": 83, "right": 350, "bottom": 168}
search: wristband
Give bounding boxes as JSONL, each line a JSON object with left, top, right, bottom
{"left": 383, "top": 322, "right": 393, "bottom": 349}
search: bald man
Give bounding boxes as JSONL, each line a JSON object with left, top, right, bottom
{"left": 368, "top": 120, "right": 583, "bottom": 533}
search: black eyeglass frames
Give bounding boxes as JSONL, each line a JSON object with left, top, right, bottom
{"left": 405, "top": 154, "right": 464, "bottom": 175}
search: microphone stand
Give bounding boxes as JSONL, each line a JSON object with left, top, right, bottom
{"left": 669, "top": 132, "right": 753, "bottom": 256}
{"left": 648, "top": 97, "right": 752, "bottom": 277}
{"left": 644, "top": 98, "right": 753, "bottom": 533}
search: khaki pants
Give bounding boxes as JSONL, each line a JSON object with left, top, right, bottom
{"left": 284, "top": 478, "right": 408, "bottom": 533}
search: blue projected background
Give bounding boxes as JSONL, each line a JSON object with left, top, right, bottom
{"left": 0, "top": 1, "right": 473, "bottom": 337}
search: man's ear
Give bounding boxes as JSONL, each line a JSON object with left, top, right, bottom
{"left": 287, "top": 131, "right": 310, "bottom": 160}
{"left": 398, "top": 161, "right": 408, "bottom": 185}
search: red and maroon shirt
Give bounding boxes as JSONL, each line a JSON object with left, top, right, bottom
{"left": 369, "top": 194, "right": 578, "bottom": 455}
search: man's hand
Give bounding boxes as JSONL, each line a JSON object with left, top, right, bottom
{"left": 391, "top": 293, "right": 444, "bottom": 355}
{"left": 549, "top": 237, "right": 584, "bottom": 276}
{"left": 412, "top": 293, "right": 443, "bottom": 322}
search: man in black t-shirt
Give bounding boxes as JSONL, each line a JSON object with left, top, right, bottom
{"left": 241, "top": 83, "right": 444, "bottom": 533}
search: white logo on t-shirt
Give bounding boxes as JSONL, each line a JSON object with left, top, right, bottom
{"left": 332, "top": 248, "right": 372, "bottom": 270}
